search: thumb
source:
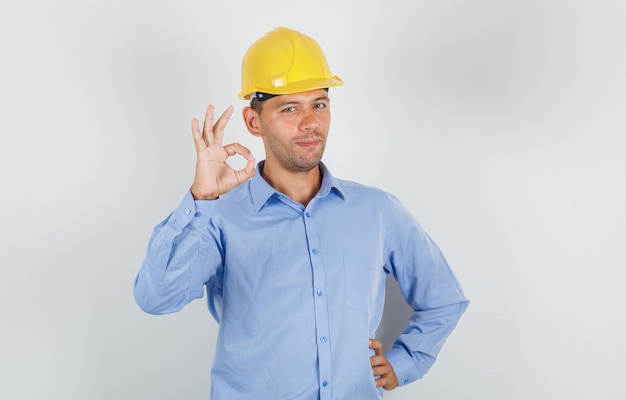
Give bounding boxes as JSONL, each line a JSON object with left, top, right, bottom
{"left": 235, "top": 158, "right": 257, "bottom": 183}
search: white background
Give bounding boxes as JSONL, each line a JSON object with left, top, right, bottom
{"left": 1, "top": 0, "right": 625, "bottom": 399}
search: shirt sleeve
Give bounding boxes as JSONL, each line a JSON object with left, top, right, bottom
{"left": 382, "top": 193, "right": 469, "bottom": 386}
{"left": 133, "top": 190, "right": 223, "bottom": 315}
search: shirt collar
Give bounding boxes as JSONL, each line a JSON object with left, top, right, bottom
{"left": 250, "top": 161, "right": 345, "bottom": 213}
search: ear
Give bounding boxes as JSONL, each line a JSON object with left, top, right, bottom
{"left": 242, "top": 107, "right": 263, "bottom": 137}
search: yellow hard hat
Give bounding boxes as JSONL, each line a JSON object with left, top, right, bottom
{"left": 238, "top": 27, "right": 343, "bottom": 100}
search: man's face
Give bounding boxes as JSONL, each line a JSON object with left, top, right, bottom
{"left": 256, "top": 89, "right": 331, "bottom": 173}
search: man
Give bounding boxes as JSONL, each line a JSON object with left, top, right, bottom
{"left": 134, "top": 27, "right": 468, "bottom": 400}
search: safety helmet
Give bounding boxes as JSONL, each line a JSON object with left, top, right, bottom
{"left": 238, "top": 27, "right": 343, "bottom": 100}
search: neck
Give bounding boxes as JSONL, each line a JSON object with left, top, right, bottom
{"left": 261, "top": 161, "right": 322, "bottom": 207}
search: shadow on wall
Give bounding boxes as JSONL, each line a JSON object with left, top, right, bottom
{"left": 377, "top": 275, "right": 414, "bottom": 352}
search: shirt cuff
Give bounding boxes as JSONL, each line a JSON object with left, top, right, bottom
{"left": 386, "top": 346, "right": 421, "bottom": 387}
{"left": 171, "top": 190, "right": 215, "bottom": 229}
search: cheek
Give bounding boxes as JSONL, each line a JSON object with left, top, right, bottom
{"left": 261, "top": 116, "right": 293, "bottom": 134}
{"left": 317, "top": 112, "right": 331, "bottom": 126}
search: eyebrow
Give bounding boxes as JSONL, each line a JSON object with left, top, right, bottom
{"left": 274, "top": 96, "right": 330, "bottom": 109}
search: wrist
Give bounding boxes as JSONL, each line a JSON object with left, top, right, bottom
{"left": 190, "top": 186, "right": 219, "bottom": 201}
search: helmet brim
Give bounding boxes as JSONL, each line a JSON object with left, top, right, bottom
{"left": 238, "top": 76, "right": 343, "bottom": 100}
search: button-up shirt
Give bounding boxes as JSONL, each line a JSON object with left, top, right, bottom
{"left": 134, "top": 162, "right": 468, "bottom": 400}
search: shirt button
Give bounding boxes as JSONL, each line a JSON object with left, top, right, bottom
{"left": 194, "top": 211, "right": 202, "bottom": 217}
{"left": 305, "top": 212, "right": 311, "bottom": 218}
{"left": 316, "top": 290, "right": 323, "bottom": 296}
{"left": 311, "top": 249, "right": 318, "bottom": 255}
{"left": 322, "top": 381, "right": 328, "bottom": 387}
{"left": 320, "top": 336, "right": 327, "bottom": 343}
{"left": 403, "top": 378, "right": 409, "bottom": 385}
{"left": 184, "top": 208, "right": 191, "bottom": 215}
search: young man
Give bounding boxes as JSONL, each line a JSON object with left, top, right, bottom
{"left": 134, "top": 27, "right": 468, "bottom": 400}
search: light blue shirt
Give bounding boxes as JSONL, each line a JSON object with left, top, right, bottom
{"left": 134, "top": 162, "right": 468, "bottom": 400}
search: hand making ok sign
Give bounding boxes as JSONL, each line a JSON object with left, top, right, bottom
{"left": 190, "top": 105, "right": 256, "bottom": 200}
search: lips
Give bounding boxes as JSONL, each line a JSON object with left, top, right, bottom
{"left": 296, "top": 139, "right": 321, "bottom": 148}
{"left": 294, "top": 134, "right": 323, "bottom": 148}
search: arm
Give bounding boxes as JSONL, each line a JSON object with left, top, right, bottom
{"left": 383, "top": 194, "right": 469, "bottom": 386}
{"left": 133, "top": 192, "right": 217, "bottom": 314}
{"left": 133, "top": 105, "right": 255, "bottom": 314}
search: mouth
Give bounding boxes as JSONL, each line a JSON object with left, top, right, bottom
{"left": 294, "top": 135, "right": 323, "bottom": 148}
{"left": 296, "top": 139, "right": 321, "bottom": 148}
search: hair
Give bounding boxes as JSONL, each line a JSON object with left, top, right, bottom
{"left": 249, "top": 97, "right": 264, "bottom": 113}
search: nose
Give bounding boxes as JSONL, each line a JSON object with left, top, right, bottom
{"left": 299, "top": 108, "right": 319, "bottom": 132}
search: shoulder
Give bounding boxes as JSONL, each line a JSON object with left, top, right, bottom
{"left": 335, "top": 177, "right": 399, "bottom": 206}
{"left": 334, "top": 177, "right": 421, "bottom": 231}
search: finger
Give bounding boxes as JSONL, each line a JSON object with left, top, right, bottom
{"left": 234, "top": 163, "right": 256, "bottom": 184}
{"left": 375, "top": 375, "right": 393, "bottom": 388}
{"left": 371, "top": 364, "right": 391, "bottom": 376}
{"left": 244, "top": 157, "right": 256, "bottom": 175}
{"left": 370, "top": 355, "right": 387, "bottom": 367}
{"left": 374, "top": 369, "right": 398, "bottom": 390}
{"left": 369, "top": 339, "right": 383, "bottom": 356}
{"left": 191, "top": 117, "right": 205, "bottom": 152}
{"left": 224, "top": 143, "right": 256, "bottom": 180}
{"left": 212, "top": 105, "right": 234, "bottom": 145}
{"left": 373, "top": 366, "right": 391, "bottom": 387}
{"left": 382, "top": 377, "right": 399, "bottom": 390}
{"left": 201, "top": 105, "right": 215, "bottom": 146}
{"left": 371, "top": 359, "right": 398, "bottom": 390}
{"left": 223, "top": 142, "right": 253, "bottom": 158}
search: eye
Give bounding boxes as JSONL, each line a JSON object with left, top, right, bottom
{"left": 282, "top": 106, "right": 296, "bottom": 113}
{"left": 313, "top": 103, "right": 327, "bottom": 109}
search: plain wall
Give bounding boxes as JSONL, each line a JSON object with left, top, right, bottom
{"left": 1, "top": 0, "right": 625, "bottom": 399}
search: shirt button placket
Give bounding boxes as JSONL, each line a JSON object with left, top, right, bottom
{"left": 303, "top": 209, "right": 332, "bottom": 399}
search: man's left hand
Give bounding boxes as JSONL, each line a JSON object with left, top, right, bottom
{"left": 369, "top": 339, "right": 398, "bottom": 390}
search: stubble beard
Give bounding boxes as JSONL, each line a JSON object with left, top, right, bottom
{"left": 263, "top": 128, "right": 327, "bottom": 173}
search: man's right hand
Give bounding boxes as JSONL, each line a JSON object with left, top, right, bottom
{"left": 190, "top": 105, "right": 256, "bottom": 200}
